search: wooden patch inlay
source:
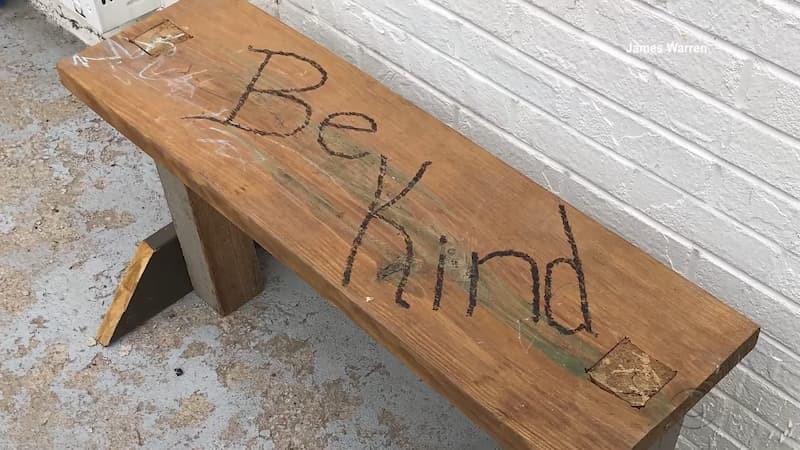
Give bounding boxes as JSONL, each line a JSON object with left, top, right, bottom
{"left": 131, "top": 19, "right": 192, "bottom": 56}
{"left": 588, "top": 338, "right": 677, "bottom": 407}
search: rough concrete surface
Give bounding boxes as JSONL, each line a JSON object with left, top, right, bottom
{"left": 0, "top": 1, "right": 497, "bottom": 448}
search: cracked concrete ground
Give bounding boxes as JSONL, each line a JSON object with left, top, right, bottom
{"left": 0, "top": 1, "right": 498, "bottom": 448}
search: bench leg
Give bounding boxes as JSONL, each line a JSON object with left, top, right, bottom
{"left": 156, "top": 162, "right": 264, "bottom": 315}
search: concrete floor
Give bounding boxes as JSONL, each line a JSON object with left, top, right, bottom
{"left": 0, "top": 1, "right": 498, "bottom": 448}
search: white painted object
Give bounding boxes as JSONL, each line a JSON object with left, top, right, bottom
{"left": 59, "top": 0, "right": 160, "bottom": 33}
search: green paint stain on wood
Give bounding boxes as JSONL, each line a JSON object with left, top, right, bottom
{"left": 238, "top": 125, "right": 603, "bottom": 379}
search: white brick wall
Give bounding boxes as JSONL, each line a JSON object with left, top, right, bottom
{"left": 264, "top": 0, "right": 799, "bottom": 448}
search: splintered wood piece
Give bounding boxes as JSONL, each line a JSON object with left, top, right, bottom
{"left": 58, "top": 2, "right": 759, "bottom": 448}
{"left": 96, "top": 224, "right": 192, "bottom": 346}
{"left": 157, "top": 163, "right": 264, "bottom": 315}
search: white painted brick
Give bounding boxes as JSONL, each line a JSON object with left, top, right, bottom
{"left": 678, "top": 381, "right": 798, "bottom": 449}
{"left": 526, "top": 0, "right": 800, "bottom": 142}
{"left": 744, "top": 336, "right": 800, "bottom": 402}
{"left": 281, "top": 3, "right": 460, "bottom": 130}
{"left": 357, "top": 51, "right": 460, "bottom": 128}
{"left": 530, "top": 0, "right": 746, "bottom": 105}
{"left": 279, "top": 3, "right": 363, "bottom": 66}
{"left": 427, "top": 0, "right": 800, "bottom": 199}
{"left": 640, "top": 0, "right": 800, "bottom": 76}
{"left": 742, "top": 63, "right": 800, "bottom": 140}
{"left": 284, "top": 0, "right": 315, "bottom": 15}
{"left": 680, "top": 421, "right": 742, "bottom": 450}
{"left": 248, "top": 0, "right": 278, "bottom": 16}
{"left": 720, "top": 396, "right": 796, "bottom": 449}
{"left": 719, "top": 367, "right": 800, "bottom": 444}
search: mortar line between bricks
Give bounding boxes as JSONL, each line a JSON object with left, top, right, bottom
{"left": 290, "top": 1, "right": 800, "bottom": 317}
{"left": 738, "top": 362, "right": 800, "bottom": 411}
{"left": 628, "top": 0, "right": 800, "bottom": 84}
{"left": 609, "top": 0, "right": 751, "bottom": 59}
{"left": 507, "top": 0, "right": 800, "bottom": 150}
{"left": 440, "top": 0, "right": 800, "bottom": 205}
{"left": 643, "top": 0, "right": 800, "bottom": 75}
{"left": 285, "top": 3, "right": 460, "bottom": 126}
{"left": 712, "top": 384, "right": 800, "bottom": 447}
{"left": 420, "top": 0, "right": 800, "bottom": 181}
{"left": 766, "top": 0, "right": 800, "bottom": 15}
{"left": 760, "top": 333, "right": 800, "bottom": 365}
{"left": 370, "top": 0, "right": 800, "bottom": 211}
{"left": 342, "top": 1, "right": 800, "bottom": 281}
{"left": 691, "top": 414, "right": 748, "bottom": 449}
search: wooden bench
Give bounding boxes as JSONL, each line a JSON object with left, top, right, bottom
{"left": 57, "top": 1, "right": 759, "bottom": 448}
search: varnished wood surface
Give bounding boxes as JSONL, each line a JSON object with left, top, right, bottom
{"left": 58, "top": 1, "right": 759, "bottom": 448}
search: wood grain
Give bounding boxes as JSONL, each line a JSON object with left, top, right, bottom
{"left": 58, "top": 1, "right": 759, "bottom": 447}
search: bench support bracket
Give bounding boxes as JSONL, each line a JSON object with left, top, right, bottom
{"left": 95, "top": 163, "right": 265, "bottom": 346}
{"left": 96, "top": 223, "right": 192, "bottom": 346}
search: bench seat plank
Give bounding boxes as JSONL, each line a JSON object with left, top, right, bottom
{"left": 57, "top": 1, "right": 759, "bottom": 448}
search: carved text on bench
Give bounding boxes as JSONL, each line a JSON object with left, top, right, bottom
{"left": 187, "top": 47, "right": 594, "bottom": 336}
